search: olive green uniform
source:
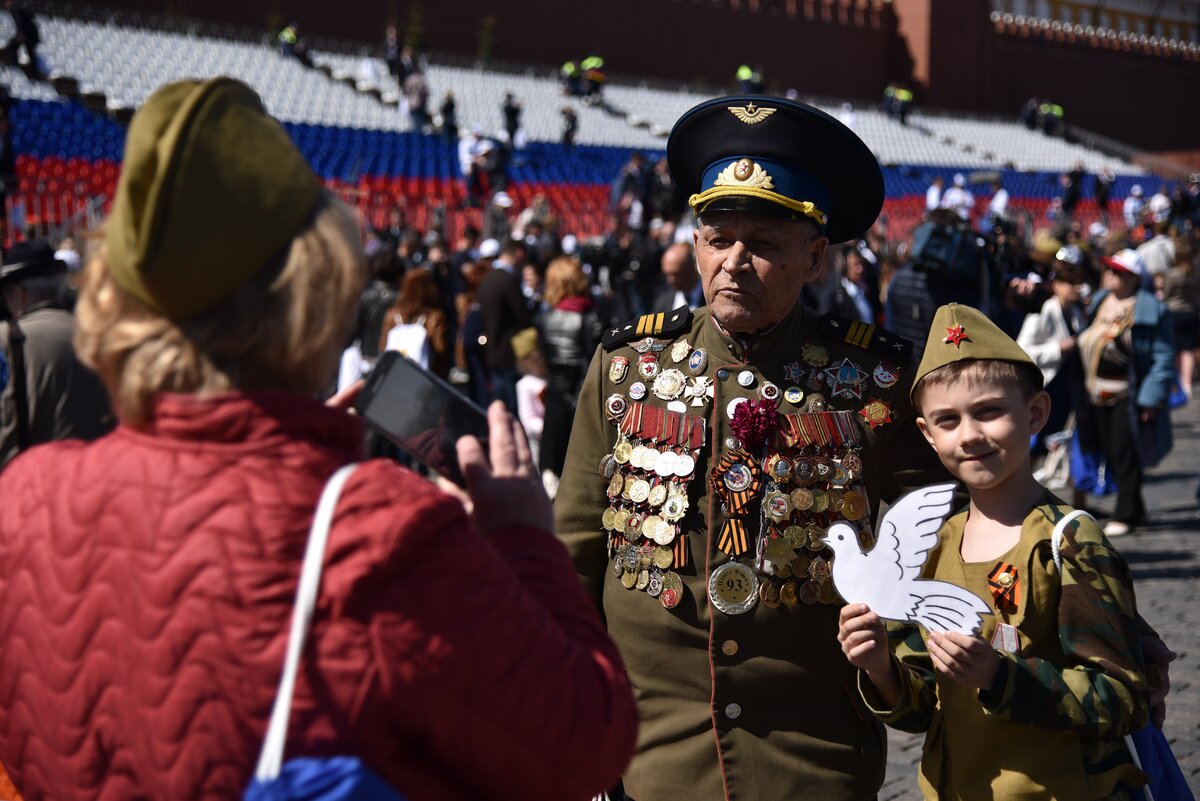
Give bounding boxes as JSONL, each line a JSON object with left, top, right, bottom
{"left": 860, "top": 497, "right": 1149, "bottom": 800}
{"left": 554, "top": 303, "right": 949, "bottom": 801}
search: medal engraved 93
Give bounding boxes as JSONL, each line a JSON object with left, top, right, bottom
{"left": 709, "top": 562, "right": 759, "bottom": 615}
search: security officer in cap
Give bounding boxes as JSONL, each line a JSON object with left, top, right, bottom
{"left": 0, "top": 240, "right": 112, "bottom": 467}
{"left": 554, "top": 96, "right": 949, "bottom": 800}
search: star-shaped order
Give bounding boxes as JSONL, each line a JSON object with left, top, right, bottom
{"left": 783, "top": 361, "right": 805, "bottom": 383}
{"left": 826, "top": 357, "right": 867, "bottom": 400}
{"left": 944, "top": 324, "right": 970, "bottom": 347}
{"left": 686, "top": 376, "right": 715, "bottom": 406}
{"left": 859, "top": 398, "right": 893, "bottom": 429}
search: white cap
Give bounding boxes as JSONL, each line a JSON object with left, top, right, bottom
{"left": 1103, "top": 248, "right": 1145, "bottom": 277}
{"left": 1131, "top": 184, "right": 1143, "bottom": 196}
{"left": 1088, "top": 221, "right": 1108, "bottom": 238}
{"left": 479, "top": 238, "right": 501, "bottom": 259}
{"left": 491, "top": 191, "right": 513, "bottom": 209}
{"left": 54, "top": 248, "right": 81, "bottom": 271}
{"left": 561, "top": 234, "right": 578, "bottom": 255}
{"left": 953, "top": 173, "right": 966, "bottom": 187}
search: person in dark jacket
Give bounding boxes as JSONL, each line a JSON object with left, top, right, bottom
{"left": 478, "top": 238, "right": 533, "bottom": 412}
{"left": 0, "top": 240, "right": 113, "bottom": 467}
{"left": 4, "top": 0, "right": 40, "bottom": 76}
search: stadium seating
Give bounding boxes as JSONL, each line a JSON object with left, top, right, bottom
{"left": 0, "top": 8, "right": 1162, "bottom": 247}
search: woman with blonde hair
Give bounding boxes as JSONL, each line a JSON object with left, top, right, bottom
{"left": 537, "top": 256, "right": 599, "bottom": 485}
{"left": 0, "top": 78, "right": 635, "bottom": 801}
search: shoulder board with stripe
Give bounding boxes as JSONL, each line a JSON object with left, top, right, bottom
{"left": 602, "top": 306, "right": 692, "bottom": 351}
{"left": 819, "top": 314, "right": 913, "bottom": 364}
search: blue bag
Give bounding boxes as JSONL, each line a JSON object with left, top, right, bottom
{"left": 245, "top": 465, "right": 405, "bottom": 801}
{"left": 1128, "top": 723, "right": 1195, "bottom": 801}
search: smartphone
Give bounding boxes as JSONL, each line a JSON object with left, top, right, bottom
{"left": 356, "top": 351, "right": 489, "bottom": 487}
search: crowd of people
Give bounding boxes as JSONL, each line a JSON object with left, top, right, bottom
{"left": 0, "top": 67, "right": 1194, "bottom": 801}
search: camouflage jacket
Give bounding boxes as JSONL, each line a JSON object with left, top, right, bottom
{"left": 860, "top": 496, "right": 1149, "bottom": 801}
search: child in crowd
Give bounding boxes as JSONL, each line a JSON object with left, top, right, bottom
{"left": 838, "top": 303, "right": 1151, "bottom": 800}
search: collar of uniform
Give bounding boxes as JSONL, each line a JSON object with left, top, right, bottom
{"left": 696, "top": 302, "right": 809, "bottom": 365}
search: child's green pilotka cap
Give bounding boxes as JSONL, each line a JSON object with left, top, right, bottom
{"left": 910, "top": 303, "right": 1042, "bottom": 402}
{"left": 105, "top": 77, "right": 321, "bottom": 320}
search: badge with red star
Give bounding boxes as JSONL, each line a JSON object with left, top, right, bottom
{"left": 859, "top": 398, "right": 893, "bottom": 429}
{"left": 944, "top": 324, "right": 970, "bottom": 348}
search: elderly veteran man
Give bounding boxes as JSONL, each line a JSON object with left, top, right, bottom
{"left": 554, "top": 96, "right": 951, "bottom": 801}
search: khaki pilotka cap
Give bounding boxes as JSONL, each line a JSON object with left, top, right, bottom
{"left": 105, "top": 77, "right": 321, "bottom": 320}
{"left": 910, "top": 303, "right": 1043, "bottom": 402}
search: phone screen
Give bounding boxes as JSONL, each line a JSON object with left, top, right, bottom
{"left": 356, "top": 351, "right": 489, "bottom": 486}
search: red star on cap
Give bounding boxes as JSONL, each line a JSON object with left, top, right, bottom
{"left": 944, "top": 324, "right": 970, "bottom": 348}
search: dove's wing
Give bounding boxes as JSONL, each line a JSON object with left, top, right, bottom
{"left": 907, "top": 579, "right": 992, "bottom": 635}
{"left": 866, "top": 483, "right": 958, "bottom": 583}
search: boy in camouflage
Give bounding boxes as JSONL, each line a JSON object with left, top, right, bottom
{"left": 838, "top": 303, "right": 1150, "bottom": 800}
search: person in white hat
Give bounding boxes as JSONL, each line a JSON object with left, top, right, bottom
{"left": 1075, "top": 248, "right": 1176, "bottom": 536}
{"left": 1122, "top": 184, "right": 1145, "bottom": 229}
{"left": 940, "top": 172, "right": 975, "bottom": 221}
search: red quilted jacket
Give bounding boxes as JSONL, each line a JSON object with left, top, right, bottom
{"left": 0, "top": 393, "right": 637, "bottom": 801}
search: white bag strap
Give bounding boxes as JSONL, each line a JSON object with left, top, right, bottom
{"left": 1050, "top": 509, "right": 1095, "bottom": 572}
{"left": 1048, "top": 507, "right": 1149, "bottom": 797}
{"left": 254, "top": 463, "right": 360, "bottom": 781}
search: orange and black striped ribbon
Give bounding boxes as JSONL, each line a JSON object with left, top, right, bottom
{"left": 717, "top": 518, "right": 749, "bottom": 556}
{"left": 673, "top": 534, "right": 690, "bottom": 567}
{"left": 988, "top": 562, "right": 1020, "bottom": 611}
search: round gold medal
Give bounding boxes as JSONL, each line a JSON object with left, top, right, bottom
{"left": 621, "top": 569, "right": 637, "bottom": 590}
{"left": 779, "top": 580, "right": 799, "bottom": 607}
{"left": 613, "top": 509, "right": 630, "bottom": 534}
{"left": 601, "top": 507, "right": 617, "bottom": 531}
{"left": 805, "top": 524, "right": 826, "bottom": 552}
{"left": 760, "top": 581, "right": 782, "bottom": 609}
{"left": 810, "top": 488, "right": 829, "bottom": 514}
{"left": 613, "top": 440, "right": 633, "bottom": 464}
{"left": 636, "top": 569, "right": 651, "bottom": 591}
{"left": 790, "top": 554, "right": 811, "bottom": 577}
{"left": 827, "top": 489, "right": 845, "bottom": 514}
{"left": 790, "top": 488, "right": 814, "bottom": 512}
{"left": 648, "top": 483, "right": 668, "bottom": 507}
{"left": 630, "top": 445, "right": 648, "bottom": 470}
{"left": 783, "top": 524, "right": 806, "bottom": 548}
{"left": 841, "top": 490, "right": 865, "bottom": 521}
{"left": 607, "top": 472, "right": 625, "bottom": 499}
{"left": 653, "top": 546, "right": 674, "bottom": 569}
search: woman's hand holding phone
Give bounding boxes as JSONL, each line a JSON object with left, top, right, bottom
{"left": 455, "top": 401, "right": 554, "bottom": 535}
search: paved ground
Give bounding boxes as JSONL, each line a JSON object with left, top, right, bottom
{"left": 881, "top": 395, "right": 1200, "bottom": 800}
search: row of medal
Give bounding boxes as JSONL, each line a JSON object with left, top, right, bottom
{"left": 708, "top": 412, "right": 874, "bottom": 615}
{"left": 600, "top": 401, "right": 706, "bottom": 610}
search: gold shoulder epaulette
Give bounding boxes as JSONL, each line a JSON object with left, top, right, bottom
{"left": 820, "top": 314, "right": 913, "bottom": 364}
{"left": 602, "top": 306, "right": 692, "bottom": 351}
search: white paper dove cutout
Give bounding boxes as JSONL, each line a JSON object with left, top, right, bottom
{"left": 822, "top": 482, "right": 991, "bottom": 635}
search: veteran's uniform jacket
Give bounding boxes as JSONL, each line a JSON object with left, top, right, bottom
{"left": 862, "top": 497, "right": 1149, "bottom": 801}
{"left": 554, "top": 303, "right": 950, "bottom": 801}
